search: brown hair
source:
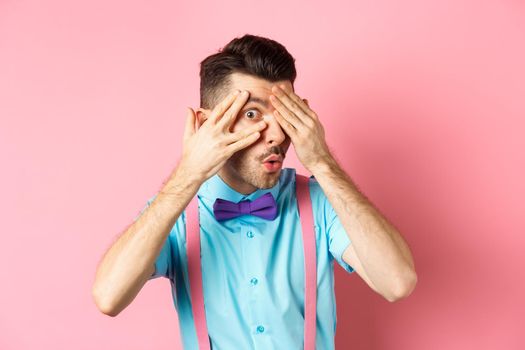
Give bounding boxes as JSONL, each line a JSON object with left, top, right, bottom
{"left": 199, "top": 34, "right": 297, "bottom": 109}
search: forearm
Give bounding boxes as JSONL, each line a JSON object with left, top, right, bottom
{"left": 92, "top": 162, "right": 202, "bottom": 316}
{"left": 310, "top": 156, "right": 416, "bottom": 298}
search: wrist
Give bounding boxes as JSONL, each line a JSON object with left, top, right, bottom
{"left": 309, "top": 155, "right": 339, "bottom": 177}
{"left": 161, "top": 163, "right": 203, "bottom": 195}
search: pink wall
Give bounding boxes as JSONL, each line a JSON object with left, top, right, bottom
{"left": 1, "top": 0, "right": 523, "bottom": 349}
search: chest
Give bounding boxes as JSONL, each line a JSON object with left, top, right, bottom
{"left": 193, "top": 199, "right": 321, "bottom": 318}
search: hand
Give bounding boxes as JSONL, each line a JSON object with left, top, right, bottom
{"left": 269, "top": 84, "right": 332, "bottom": 173}
{"left": 178, "top": 90, "right": 267, "bottom": 183}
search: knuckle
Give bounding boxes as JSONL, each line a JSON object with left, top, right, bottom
{"left": 303, "top": 118, "right": 313, "bottom": 127}
{"left": 216, "top": 138, "right": 226, "bottom": 148}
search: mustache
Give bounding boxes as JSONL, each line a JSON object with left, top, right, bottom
{"left": 261, "top": 146, "right": 285, "bottom": 161}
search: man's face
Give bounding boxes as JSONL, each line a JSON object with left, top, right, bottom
{"left": 200, "top": 72, "right": 293, "bottom": 193}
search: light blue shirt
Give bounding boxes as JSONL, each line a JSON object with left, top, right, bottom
{"left": 139, "top": 167, "right": 354, "bottom": 349}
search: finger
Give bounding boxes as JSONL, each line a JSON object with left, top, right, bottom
{"left": 183, "top": 107, "right": 196, "bottom": 143}
{"left": 273, "top": 109, "right": 298, "bottom": 138}
{"left": 209, "top": 90, "right": 241, "bottom": 124}
{"left": 271, "top": 88, "right": 310, "bottom": 125}
{"left": 225, "top": 130, "right": 262, "bottom": 155}
{"left": 276, "top": 85, "right": 317, "bottom": 119}
{"left": 218, "top": 90, "right": 250, "bottom": 130}
{"left": 270, "top": 95, "right": 303, "bottom": 128}
{"left": 225, "top": 120, "right": 267, "bottom": 143}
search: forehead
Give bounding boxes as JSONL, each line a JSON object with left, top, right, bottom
{"left": 227, "top": 72, "right": 293, "bottom": 99}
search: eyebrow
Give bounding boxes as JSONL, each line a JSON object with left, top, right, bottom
{"left": 245, "top": 96, "right": 270, "bottom": 109}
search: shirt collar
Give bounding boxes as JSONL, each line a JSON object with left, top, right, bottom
{"left": 199, "top": 168, "right": 285, "bottom": 203}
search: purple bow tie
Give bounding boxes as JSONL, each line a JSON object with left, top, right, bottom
{"left": 213, "top": 192, "right": 278, "bottom": 222}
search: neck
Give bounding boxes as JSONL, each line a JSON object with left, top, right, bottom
{"left": 217, "top": 167, "right": 258, "bottom": 195}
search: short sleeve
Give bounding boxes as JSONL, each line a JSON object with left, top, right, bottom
{"left": 134, "top": 194, "right": 173, "bottom": 280}
{"left": 149, "top": 234, "right": 171, "bottom": 280}
{"left": 309, "top": 176, "right": 355, "bottom": 274}
{"left": 326, "top": 203, "right": 355, "bottom": 274}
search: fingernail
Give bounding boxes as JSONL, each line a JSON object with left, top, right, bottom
{"left": 233, "top": 90, "right": 241, "bottom": 95}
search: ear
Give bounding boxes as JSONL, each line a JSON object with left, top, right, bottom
{"left": 195, "top": 108, "right": 210, "bottom": 127}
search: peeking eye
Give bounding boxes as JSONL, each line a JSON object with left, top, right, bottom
{"left": 244, "top": 109, "right": 260, "bottom": 120}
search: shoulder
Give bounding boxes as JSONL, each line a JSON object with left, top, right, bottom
{"left": 286, "top": 170, "right": 331, "bottom": 226}
{"left": 280, "top": 167, "right": 327, "bottom": 205}
{"left": 281, "top": 167, "right": 321, "bottom": 193}
{"left": 280, "top": 167, "right": 297, "bottom": 187}
{"left": 305, "top": 174, "right": 328, "bottom": 207}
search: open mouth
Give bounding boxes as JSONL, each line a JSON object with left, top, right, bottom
{"left": 263, "top": 161, "right": 282, "bottom": 172}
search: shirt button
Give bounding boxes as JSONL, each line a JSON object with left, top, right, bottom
{"left": 250, "top": 277, "right": 258, "bottom": 286}
{"left": 247, "top": 231, "right": 254, "bottom": 238}
{"left": 256, "top": 325, "right": 265, "bottom": 333}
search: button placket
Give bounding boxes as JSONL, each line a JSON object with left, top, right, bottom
{"left": 246, "top": 230, "right": 259, "bottom": 288}
{"left": 244, "top": 225, "right": 266, "bottom": 341}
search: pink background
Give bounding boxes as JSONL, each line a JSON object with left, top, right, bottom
{"left": 1, "top": 0, "right": 523, "bottom": 349}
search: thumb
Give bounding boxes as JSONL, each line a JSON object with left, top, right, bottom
{"left": 183, "top": 107, "right": 196, "bottom": 143}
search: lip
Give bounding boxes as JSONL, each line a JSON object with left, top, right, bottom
{"left": 263, "top": 154, "right": 283, "bottom": 163}
{"left": 263, "top": 161, "right": 282, "bottom": 172}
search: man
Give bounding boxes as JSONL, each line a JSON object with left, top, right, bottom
{"left": 92, "top": 34, "right": 417, "bottom": 349}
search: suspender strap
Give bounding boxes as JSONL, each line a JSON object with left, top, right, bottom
{"left": 186, "top": 195, "right": 211, "bottom": 350}
{"left": 186, "top": 174, "right": 317, "bottom": 349}
{"left": 296, "top": 175, "right": 318, "bottom": 350}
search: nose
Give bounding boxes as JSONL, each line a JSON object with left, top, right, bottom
{"left": 262, "top": 113, "right": 287, "bottom": 147}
